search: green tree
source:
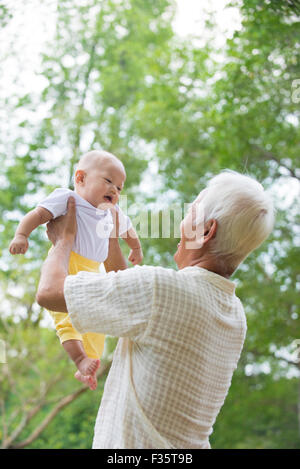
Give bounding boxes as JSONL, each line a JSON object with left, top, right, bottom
{"left": 123, "top": 0, "right": 300, "bottom": 447}
{"left": 0, "top": 0, "right": 180, "bottom": 449}
{"left": 210, "top": 0, "right": 300, "bottom": 445}
{"left": 1, "top": 0, "right": 299, "bottom": 449}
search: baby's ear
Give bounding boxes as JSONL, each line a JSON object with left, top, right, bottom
{"left": 75, "top": 169, "right": 85, "bottom": 184}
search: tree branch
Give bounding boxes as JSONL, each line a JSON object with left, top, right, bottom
{"left": 252, "top": 144, "right": 300, "bottom": 181}
{"left": 1, "top": 401, "right": 44, "bottom": 449}
{"left": 247, "top": 348, "right": 300, "bottom": 369}
{"left": 1, "top": 367, "right": 67, "bottom": 449}
{"left": 0, "top": 399, "right": 7, "bottom": 445}
{"left": 6, "top": 361, "right": 110, "bottom": 449}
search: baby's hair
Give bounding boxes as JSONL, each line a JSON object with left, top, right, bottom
{"left": 72, "top": 150, "right": 125, "bottom": 187}
{"left": 77, "top": 150, "right": 125, "bottom": 172}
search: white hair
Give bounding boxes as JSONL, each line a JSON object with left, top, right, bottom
{"left": 200, "top": 170, "right": 275, "bottom": 273}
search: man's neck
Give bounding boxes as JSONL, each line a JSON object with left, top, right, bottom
{"left": 178, "top": 254, "right": 232, "bottom": 279}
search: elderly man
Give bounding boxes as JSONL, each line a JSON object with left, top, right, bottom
{"left": 36, "top": 170, "right": 274, "bottom": 449}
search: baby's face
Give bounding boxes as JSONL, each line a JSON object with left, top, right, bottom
{"left": 76, "top": 159, "right": 126, "bottom": 208}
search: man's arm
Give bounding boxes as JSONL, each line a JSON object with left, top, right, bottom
{"left": 64, "top": 265, "right": 154, "bottom": 340}
{"left": 36, "top": 197, "right": 76, "bottom": 312}
{"left": 104, "top": 204, "right": 127, "bottom": 273}
{"left": 104, "top": 237, "right": 127, "bottom": 272}
{"left": 36, "top": 239, "right": 71, "bottom": 312}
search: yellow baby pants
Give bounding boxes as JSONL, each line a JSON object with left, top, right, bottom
{"left": 48, "top": 250, "right": 105, "bottom": 359}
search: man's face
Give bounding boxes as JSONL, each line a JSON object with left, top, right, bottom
{"left": 174, "top": 190, "right": 207, "bottom": 268}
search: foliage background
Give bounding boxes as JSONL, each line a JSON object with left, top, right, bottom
{"left": 0, "top": 0, "right": 299, "bottom": 449}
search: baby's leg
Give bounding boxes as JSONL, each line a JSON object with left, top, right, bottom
{"left": 63, "top": 339, "right": 100, "bottom": 390}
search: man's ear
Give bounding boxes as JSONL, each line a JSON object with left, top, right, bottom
{"left": 75, "top": 169, "right": 86, "bottom": 185}
{"left": 204, "top": 219, "right": 217, "bottom": 241}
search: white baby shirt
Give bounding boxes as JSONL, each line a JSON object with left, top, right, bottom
{"left": 38, "top": 188, "right": 132, "bottom": 263}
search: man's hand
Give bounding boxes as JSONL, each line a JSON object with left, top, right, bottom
{"left": 36, "top": 196, "right": 76, "bottom": 312}
{"left": 101, "top": 203, "right": 127, "bottom": 272}
{"left": 97, "top": 202, "right": 120, "bottom": 239}
{"left": 108, "top": 204, "right": 119, "bottom": 239}
{"left": 46, "top": 196, "right": 77, "bottom": 246}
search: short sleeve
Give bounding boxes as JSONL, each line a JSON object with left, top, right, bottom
{"left": 37, "top": 188, "right": 72, "bottom": 219}
{"left": 64, "top": 265, "right": 154, "bottom": 341}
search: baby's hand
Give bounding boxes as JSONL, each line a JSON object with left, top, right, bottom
{"left": 128, "top": 247, "right": 143, "bottom": 265}
{"left": 9, "top": 234, "right": 29, "bottom": 255}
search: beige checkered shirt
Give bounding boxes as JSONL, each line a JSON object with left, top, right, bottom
{"left": 64, "top": 265, "right": 247, "bottom": 449}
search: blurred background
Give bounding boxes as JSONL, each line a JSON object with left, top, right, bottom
{"left": 0, "top": 0, "right": 299, "bottom": 449}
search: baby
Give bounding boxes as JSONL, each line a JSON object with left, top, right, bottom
{"left": 9, "top": 150, "right": 143, "bottom": 390}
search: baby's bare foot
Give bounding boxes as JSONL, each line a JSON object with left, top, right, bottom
{"left": 77, "top": 357, "right": 100, "bottom": 377}
{"left": 74, "top": 371, "right": 98, "bottom": 391}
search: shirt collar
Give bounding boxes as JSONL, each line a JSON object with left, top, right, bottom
{"left": 181, "top": 266, "right": 236, "bottom": 295}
